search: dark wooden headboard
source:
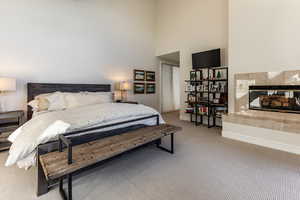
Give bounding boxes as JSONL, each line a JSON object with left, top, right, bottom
{"left": 27, "top": 83, "right": 111, "bottom": 120}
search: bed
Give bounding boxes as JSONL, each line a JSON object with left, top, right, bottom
{"left": 5, "top": 82, "right": 168, "bottom": 197}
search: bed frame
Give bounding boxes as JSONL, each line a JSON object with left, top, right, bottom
{"left": 27, "top": 83, "right": 113, "bottom": 196}
{"left": 27, "top": 83, "right": 173, "bottom": 197}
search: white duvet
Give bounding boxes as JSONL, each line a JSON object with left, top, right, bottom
{"left": 5, "top": 103, "right": 165, "bottom": 169}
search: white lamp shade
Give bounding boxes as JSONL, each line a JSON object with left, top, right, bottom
{"left": 0, "top": 78, "right": 16, "bottom": 91}
{"left": 120, "top": 81, "right": 131, "bottom": 91}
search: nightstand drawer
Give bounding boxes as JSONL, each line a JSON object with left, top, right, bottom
{"left": 0, "top": 118, "right": 19, "bottom": 125}
{"left": 0, "top": 132, "right": 11, "bottom": 142}
{"left": 0, "top": 110, "right": 24, "bottom": 151}
{"left": 0, "top": 125, "right": 19, "bottom": 133}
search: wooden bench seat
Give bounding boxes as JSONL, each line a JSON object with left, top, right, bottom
{"left": 39, "top": 123, "right": 182, "bottom": 200}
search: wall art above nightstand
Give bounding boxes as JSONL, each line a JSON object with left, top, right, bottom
{"left": 134, "top": 82, "right": 145, "bottom": 94}
{"left": 134, "top": 70, "right": 145, "bottom": 81}
{"left": 146, "top": 83, "right": 156, "bottom": 94}
{"left": 133, "top": 69, "right": 156, "bottom": 94}
{"left": 146, "top": 71, "right": 155, "bottom": 82}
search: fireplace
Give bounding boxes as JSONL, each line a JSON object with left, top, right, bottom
{"left": 249, "top": 85, "right": 300, "bottom": 114}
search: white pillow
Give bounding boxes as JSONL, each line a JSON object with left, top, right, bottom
{"left": 28, "top": 100, "right": 39, "bottom": 111}
{"left": 64, "top": 93, "right": 85, "bottom": 109}
{"left": 34, "top": 93, "right": 51, "bottom": 111}
{"left": 46, "top": 92, "right": 67, "bottom": 111}
{"left": 64, "top": 92, "right": 112, "bottom": 109}
{"left": 85, "top": 92, "right": 112, "bottom": 103}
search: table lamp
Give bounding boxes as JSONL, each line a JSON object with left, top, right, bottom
{"left": 0, "top": 78, "right": 16, "bottom": 112}
{"left": 115, "top": 81, "right": 130, "bottom": 102}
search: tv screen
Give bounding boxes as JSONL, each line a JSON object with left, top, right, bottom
{"left": 192, "top": 49, "right": 220, "bottom": 68}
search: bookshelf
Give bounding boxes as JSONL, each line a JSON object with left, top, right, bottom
{"left": 185, "top": 67, "right": 228, "bottom": 128}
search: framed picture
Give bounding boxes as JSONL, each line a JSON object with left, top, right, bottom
{"left": 134, "top": 70, "right": 145, "bottom": 81}
{"left": 146, "top": 71, "right": 155, "bottom": 82}
{"left": 146, "top": 83, "right": 156, "bottom": 94}
{"left": 134, "top": 83, "right": 145, "bottom": 94}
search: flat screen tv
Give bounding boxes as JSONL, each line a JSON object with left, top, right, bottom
{"left": 192, "top": 49, "right": 220, "bottom": 69}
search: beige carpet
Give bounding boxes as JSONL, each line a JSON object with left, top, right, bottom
{"left": 0, "top": 111, "right": 300, "bottom": 200}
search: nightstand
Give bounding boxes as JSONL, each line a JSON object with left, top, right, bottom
{"left": 115, "top": 100, "right": 138, "bottom": 104}
{"left": 0, "top": 110, "right": 25, "bottom": 151}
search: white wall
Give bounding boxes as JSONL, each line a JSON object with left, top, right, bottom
{"left": 156, "top": 0, "right": 229, "bottom": 120}
{"left": 229, "top": 0, "right": 300, "bottom": 112}
{"left": 0, "top": 0, "right": 158, "bottom": 112}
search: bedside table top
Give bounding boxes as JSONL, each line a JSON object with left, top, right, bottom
{"left": 116, "top": 101, "right": 138, "bottom": 104}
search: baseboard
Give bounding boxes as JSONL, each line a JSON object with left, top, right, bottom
{"left": 222, "top": 130, "right": 300, "bottom": 155}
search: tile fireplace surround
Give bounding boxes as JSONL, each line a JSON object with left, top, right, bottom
{"left": 222, "top": 70, "right": 300, "bottom": 155}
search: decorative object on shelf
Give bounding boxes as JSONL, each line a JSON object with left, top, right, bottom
{"left": 185, "top": 107, "right": 194, "bottom": 114}
{"left": 146, "top": 83, "right": 156, "bottom": 94}
{"left": 114, "top": 81, "right": 131, "bottom": 101}
{"left": 185, "top": 84, "right": 195, "bottom": 92}
{"left": 213, "top": 99, "right": 219, "bottom": 104}
{"left": 146, "top": 71, "right": 155, "bottom": 82}
{"left": 216, "top": 70, "right": 222, "bottom": 79}
{"left": 214, "top": 107, "right": 227, "bottom": 118}
{"left": 134, "top": 70, "right": 145, "bottom": 81}
{"left": 134, "top": 83, "right": 145, "bottom": 94}
{"left": 209, "top": 70, "right": 213, "bottom": 80}
{"left": 0, "top": 78, "right": 16, "bottom": 112}
{"left": 190, "top": 71, "right": 196, "bottom": 81}
{"left": 196, "top": 71, "right": 201, "bottom": 81}
{"left": 188, "top": 94, "right": 196, "bottom": 103}
{"left": 203, "top": 70, "right": 208, "bottom": 80}
{"left": 198, "top": 106, "right": 209, "bottom": 115}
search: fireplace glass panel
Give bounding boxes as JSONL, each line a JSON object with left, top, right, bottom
{"left": 249, "top": 85, "right": 300, "bottom": 113}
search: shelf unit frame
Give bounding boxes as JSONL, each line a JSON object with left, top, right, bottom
{"left": 185, "top": 67, "right": 228, "bottom": 128}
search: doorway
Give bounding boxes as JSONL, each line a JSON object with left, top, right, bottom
{"left": 158, "top": 51, "right": 180, "bottom": 114}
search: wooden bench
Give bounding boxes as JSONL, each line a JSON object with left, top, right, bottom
{"left": 39, "top": 124, "right": 182, "bottom": 200}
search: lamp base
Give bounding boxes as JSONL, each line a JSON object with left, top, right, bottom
{"left": 0, "top": 94, "right": 3, "bottom": 113}
{"left": 121, "top": 90, "right": 128, "bottom": 102}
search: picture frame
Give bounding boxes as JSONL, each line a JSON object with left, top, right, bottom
{"left": 146, "top": 71, "right": 155, "bottom": 82}
{"left": 146, "top": 83, "right": 156, "bottom": 94}
{"left": 134, "top": 70, "right": 145, "bottom": 81}
{"left": 134, "top": 83, "right": 145, "bottom": 94}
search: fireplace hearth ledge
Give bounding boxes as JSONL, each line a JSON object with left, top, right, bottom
{"left": 222, "top": 110, "right": 300, "bottom": 155}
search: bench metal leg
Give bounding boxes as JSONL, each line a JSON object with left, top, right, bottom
{"left": 59, "top": 174, "right": 72, "bottom": 200}
{"left": 37, "top": 158, "right": 49, "bottom": 196}
{"left": 37, "top": 146, "right": 49, "bottom": 197}
{"left": 157, "top": 133, "right": 174, "bottom": 154}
